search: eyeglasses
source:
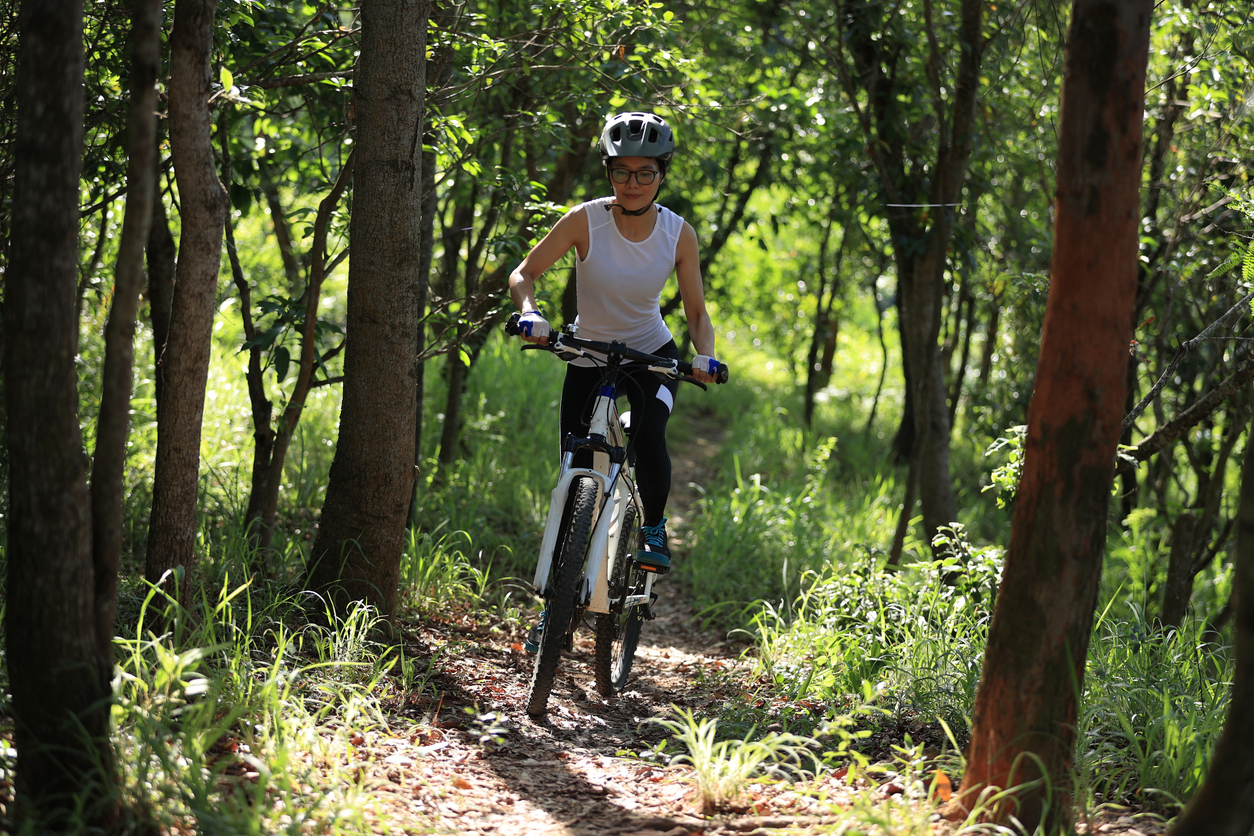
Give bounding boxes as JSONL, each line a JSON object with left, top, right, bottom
{"left": 609, "top": 168, "right": 659, "bottom": 185}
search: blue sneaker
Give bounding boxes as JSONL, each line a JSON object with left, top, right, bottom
{"left": 523, "top": 609, "right": 546, "bottom": 654}
{"left": 636, "top": 519, "right": 672, "bottom": 574}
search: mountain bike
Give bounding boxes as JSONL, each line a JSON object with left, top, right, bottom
{"left": 505, "top": 312, "right": 728, "bottom": 717}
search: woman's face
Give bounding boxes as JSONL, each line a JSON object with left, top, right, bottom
{"left": 608, "top": 156, "right": 663, "bottom": 210}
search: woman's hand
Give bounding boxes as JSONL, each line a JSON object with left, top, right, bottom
{"left": 691, "top": 355, "right": 719, "bottom": 384}
{"left": 518, "top": 310, "right": 551, "bottom": 345}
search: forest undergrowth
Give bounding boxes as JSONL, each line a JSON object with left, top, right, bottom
{"left": 0, "top": 328, "right": 1236, "bottom": 835}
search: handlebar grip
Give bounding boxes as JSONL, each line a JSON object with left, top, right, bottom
{"left": 677, "top": 360, "right": 730, "bottom": 385}
{"left": 505, "top": 311, "right": 521, "bottom": 336}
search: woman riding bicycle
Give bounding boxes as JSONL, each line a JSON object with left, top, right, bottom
{"left": 508, "top": 111, "right": 719, "bottom": 585}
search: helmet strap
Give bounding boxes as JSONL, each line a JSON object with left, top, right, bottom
{"left": 610, "top": 200, "right": 655, "bottom": 217}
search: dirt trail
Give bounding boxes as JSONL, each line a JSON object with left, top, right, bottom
{"left": 347, "top": 421, "right": 1169, "bottom": 836}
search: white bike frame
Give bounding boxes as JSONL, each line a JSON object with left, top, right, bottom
{"left": 532, "top": 370, "right": 656, "bottom": 615}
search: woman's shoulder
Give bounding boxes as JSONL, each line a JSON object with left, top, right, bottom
{"left": 575, "top": 196, "right": 614, "bottom": 212}
{"left": 656, "top": 204, "right": 687, "bottom": 237}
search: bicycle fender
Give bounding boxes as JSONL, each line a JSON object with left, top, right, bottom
{"left": 533, "top": 467, "right": 614, "bottom": 594}
{"left": 587, "top": 482, "right": 631, "bottom": 614}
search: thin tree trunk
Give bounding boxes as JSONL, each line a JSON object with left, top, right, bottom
{"left": 148, "top": 168, "right": 177, "bottom": 410}
{"left": 220, "top": 111, "right": 276, "bottom": 549}
{"left": 949, "top": 280, "right": 976, "bottom": 430}
{"left": 4, "top": 0, "right": 115, "bottom": 823}
{"left": 409, "top": 134, "right": 438, "bottom": 524}
{"left": 864, "top": 289, "right": 890, "bottom": 436}
{"left": 976, "top": 287, "right": 1000, "bottom": 391}
{"left": 257, "top": 153, "right": 354, "bottom": 548}
{"left": 145, "top": 0, "right": 229, "bottom": 598}
{"left": 90, "top": 0, "right": 162, "bottom": 662}
{"left": 887, "top": 453, "right": 919, "bottom": 567}
{"left": 1169, "top": 413, "right": 1254, "bottom": 836}
{"left": 306, "top": 0, "right": 427, "bottom": 618}
{"left": 1159, "top": 510, "right": 1197, "bottom": 630}
{"left": 956, "top": 3, "right": 1152, "bottom": 829}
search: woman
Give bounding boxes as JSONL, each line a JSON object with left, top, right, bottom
{"left": 508, "top": 111, "right": 720, "bottom": 587}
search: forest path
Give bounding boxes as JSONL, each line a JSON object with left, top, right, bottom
{"left": 350, "top": 416, "right": 1165, "bottom": 836}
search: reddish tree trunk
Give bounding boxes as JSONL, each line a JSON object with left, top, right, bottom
{"left": 956, "top": 2, "right": 1152, "bottom": 830}
{"left": 91, "top": 0, "right": 162, "bottom": 663}
{"left": 306, "top": 0, "right": 427, "bottom": 617}
{"left": 1169, "top": 414, "right": 1254, "bottom": 836}
{"left": 4, "top": 0, "right": 115, "bottom": 823}
{"left": 145, "top": 0, "right": 229, "bottom": 598}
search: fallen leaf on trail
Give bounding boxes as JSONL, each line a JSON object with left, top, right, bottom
{"left": 349, "top": 734, "right": 365, "bottom": 746}
{"left": 452, "top": 776, "right": 473, "bottom": 790}
{"left": 931, "top": 770, "right": 952, "bottom": 802}
{"left": 833, "top": 767, "right": 850, "bottom": 780}
{"left": 879, "top": 782, "right": 904, "bottom": 796}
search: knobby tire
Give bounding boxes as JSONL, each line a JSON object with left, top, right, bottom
{"left": 594, "top": 503, "right": 644, "bottom": 696}
{"left": 526, "top": 476, "right": 598, "bottom": 717}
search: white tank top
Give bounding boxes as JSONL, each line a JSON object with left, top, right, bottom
{"left": 572, "top": 196, "right": 684, "bottom": 365}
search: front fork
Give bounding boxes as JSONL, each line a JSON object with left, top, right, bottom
{"left": 532, "top": 461, "right": 652, "bottom": 615}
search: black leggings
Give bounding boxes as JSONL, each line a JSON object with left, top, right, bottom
{"left": 559, "top": 341, "right": 680, "bottom": 526}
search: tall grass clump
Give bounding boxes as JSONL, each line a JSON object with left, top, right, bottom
{"left": 101, "top": 578, "right": 403, "bottom": 834}
{"left": 747, "top": 526, "right": 1002, "bottom": 735}
{"left": 1076, "top": 609, "right": 1232, "bottom": 813}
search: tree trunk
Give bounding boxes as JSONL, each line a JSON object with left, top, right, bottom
{"left": 91, "top": 0, "right": 162, "bottom": 656}
{"left": 1169, "top": 414, "right": 1254, "bottom": 836}
{"left": 955, "top": 2, "right": 1152, "bottom": 830}
{"left": 306, "top": 0, "right": 427, "bottom": 618}
{"left": 145, "top": 0, "right": 229, "bottom": 598}
{"left": 4, "top": 0, "right": 115, "bottom": 823}
{"left": 1159, "top": 510, "right": 1197, "bottom": 631}
{"left": 147, "top": 168, "right": 177, "bottom": 410}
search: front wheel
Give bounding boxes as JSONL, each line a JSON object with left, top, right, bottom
{"left": 526, "top": 476, "right": 597, "bottom": 717}
{"left": 594, "top": 503, "right": 645, "bottom": 696}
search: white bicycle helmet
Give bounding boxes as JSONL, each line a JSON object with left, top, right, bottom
{"left": 598, "top": 112, "right": 675, "bottom": 167}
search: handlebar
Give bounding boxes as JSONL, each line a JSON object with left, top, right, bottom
{"left": 505, "top": 312, "right": 730, "bottom": 386}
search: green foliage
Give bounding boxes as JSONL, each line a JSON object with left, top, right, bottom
{"left": 100, "top": 579, "right": 398, "bottom": 833}
{"left": 1078, "top": 610, "right": 1232, "bottom": 812}
{"left": 749, "top": 527, "right": 1002, "bottom": 733}
{"left": 651, "top": 708, "right": 820, "bottom": 814}
{"left": 982, "top": 425, "right": 1027, "bottom": 510}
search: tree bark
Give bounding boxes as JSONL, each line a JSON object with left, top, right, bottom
{"left": 955, "top": 2, "right": 1152, "bottom": 830}
{"left": 4, "top": 0, "right": 115, "bottom": 823}
{"left": 1169, "top": 414, "right": 1254, "bottom": 836}
{"left": 145, "top": 0, "right": 229, "bottom": 598}
{"left": 306, "top": 0, "right": 427, "bottom": 618}
{"left": 91, "top": 0, "right": 162, "bottom": 662}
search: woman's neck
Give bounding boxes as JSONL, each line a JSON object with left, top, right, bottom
{"left": 612, "top": 203, "right": 657, "bottom": 241}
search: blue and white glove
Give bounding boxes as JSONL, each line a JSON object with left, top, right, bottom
{"left": 519, "top": 310, "right": 550, "bottom": 340}
{"left": 692, "top": 355, "right": 719, "bottom": 377}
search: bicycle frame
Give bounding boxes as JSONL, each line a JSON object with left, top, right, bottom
{"left": 531, "top": 377, "right": 653, "bottom": 615}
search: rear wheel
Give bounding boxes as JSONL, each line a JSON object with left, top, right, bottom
{"left": 595, "top": 503, "right": 645, "bottom": 696}
{"left": 526, "top": 476, "right": 597, "bottom": 717}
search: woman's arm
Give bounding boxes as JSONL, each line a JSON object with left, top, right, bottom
{"left": 508, "top": 206, "right": 588, "bottom": 314}
{"left": 674, "top": 221, "right": 717, "bottom": 382}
